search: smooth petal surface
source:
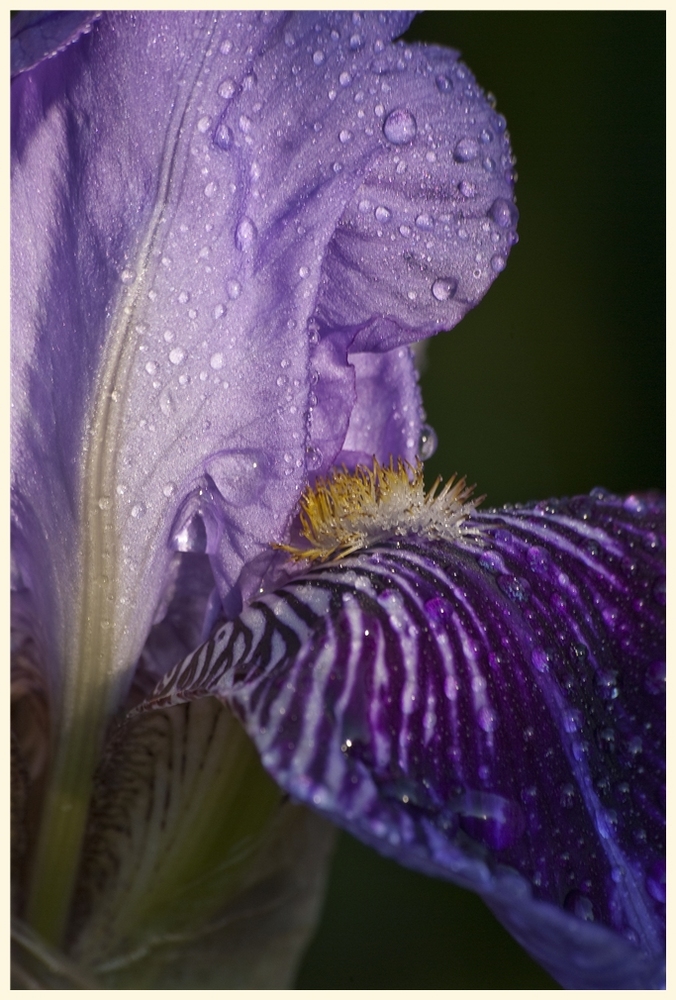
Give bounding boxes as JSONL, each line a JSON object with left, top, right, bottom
{"left": 12, "top": 11, "right": 516, "bottom": 707}
{"left": 146, "top": 490, "right": 665, "bottom": 988}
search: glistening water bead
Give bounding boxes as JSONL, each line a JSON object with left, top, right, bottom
{"left": 383, "top": 108, "right": 417, "bottom": 145}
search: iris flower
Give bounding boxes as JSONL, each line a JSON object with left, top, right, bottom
{"left": 11, "top": 10, "right": 665, "bottom": 990}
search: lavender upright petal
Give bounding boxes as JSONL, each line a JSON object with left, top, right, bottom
{"left": 146, "top": 490, "right": 665, "bottom": 989}
{"left": 12, "top": 12, "right": 515, "bottom": 710}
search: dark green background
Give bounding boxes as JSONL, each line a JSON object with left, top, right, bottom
{"left": 296, "top": 12, "right": 664, "bottom": 989}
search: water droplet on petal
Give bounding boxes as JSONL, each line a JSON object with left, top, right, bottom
{"left": 418, "top": 424, "right": 438, "bottom": 459}
{"left": 489, "top": 197, "right": 519, "bottom": 229}
{"left": 491, "top": 253, "right": 507, "bottom": 272}
{"left": 415, "top": 213, "right": 434, "bottom": 231}
{"left": 564, "top": 889, "right": 595, "bottom": 921}
{"left": 375, "top": 205, "right": 391, "bottom": 223}
{"left": 169, "top": 347, "right": 186, "bottom": 365}
{"left": 339, "top": 71, "right": 351, "bottom": 86}
{"left": 458, "top": 179, "right": 476, "bottom": 198}
{"left": 435, "top": 73, "right": 453, "bottom": 92}
{"left": 477, "top": 705, "right": 498, "bottom": 733}
{"left": 163, "top": 482, "right": 177, "bottom": 498}
{"left": 497, "top": 574, "right": 530, "bottom": 602}
{"left": 218, "top": 77, "right": 237, "bottom": 99}
{"left": 383, "top": 108, "right": 417, "bottom": 145}
{"left": 145, "top": 360, "right": 158, "bottom": 375}
{"left": 424, "top": 596, "right": 454, "bottom": 628}
{"left": 235, "top": 217, "right": 257, "bottom": 250}
{"left": 559, "top": 782, "right": 576, "bottom": 808}
{"left": 197, "top": 115, "right": 211, "bottom": 134}
{"left": 226, "top": 279, "right": 241, "bottom": 300}
{"left": 159, "top": 390, "right": 175, "bottom": 416}
{"left": 531, "top": 647, "right": 551, "bottom": 673}
{"left": 213, "top": 120, "right": 234, "bottom": 150}
{"left": 98, "top": 496, "right": 111, "bottom": 511}
{"left": 120, "top": 268, "right": 135, "bottom": 285}
{"left": 478, "top": 550, "right": 507, "bottom": 575}
{"left": 339, "top": 129, "right": 353, "bottom": 144}
{"left": 431, "top": 277, "right": 457, "bottom": 301}
{"left": 456, "top": 791, "right": 526, "bottom": 850}
{"left": 210, "top": 353, "right": 224, "bottom": 370}
{"left": 238, "top": 114, "right": 252, "bottom": 135}
{"left": 313, "top": 49, "right": 325, "bottom": 66}
{"left": 453, "top": 137, "right": 479, "bottom": 162}
{"left": 131, "top": 502, "right": 146, "bottom": 519}
{"left": 306, "top": 444, "right": 323, "bottom": 471}
{"left": 562, "top": 708, "right": 583, "bottom": 734}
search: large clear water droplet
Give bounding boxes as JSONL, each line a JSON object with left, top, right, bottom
{"left": 453, "top": 137, "right": 479, "bottom": 162}
{"left": 489, "top": 197, "right": 519, "bottom": 229}
{"left": 431, "top": 278, "right": 457, "bottom": 302}
{"left": 383, "top": 108, "right": 417, "bottom": 145}
{"left": 170, "top": 485, "right": 225, "bottom": 555}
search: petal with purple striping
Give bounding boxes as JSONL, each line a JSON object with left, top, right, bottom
{"left": 143, "top": 489, "right": 665, "bottom": 989}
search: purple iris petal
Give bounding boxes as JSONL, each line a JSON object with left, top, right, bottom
{"left": 11, "top": 12, "right": 102, "bottom": 78}
{"left": 146, "top": 490, "right": 665, "bottom": 989}
{"left": 11, "top": 11, "right": 515, "bottom": 704}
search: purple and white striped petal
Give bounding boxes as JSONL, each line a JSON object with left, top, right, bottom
{"left": 145, "top": 489, "right": 665, "bottom": 988}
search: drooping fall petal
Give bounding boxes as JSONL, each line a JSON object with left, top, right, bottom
{"left": 145, "top": 489, "right": 665, "bottom": 989}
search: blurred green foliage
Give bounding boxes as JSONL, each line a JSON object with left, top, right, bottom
{"left": 297, "top": 12, "right": 663, "bottom": 989}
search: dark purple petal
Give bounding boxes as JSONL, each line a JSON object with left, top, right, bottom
{"left": 145, "top": 491, "right": 665, "bottom": 988}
